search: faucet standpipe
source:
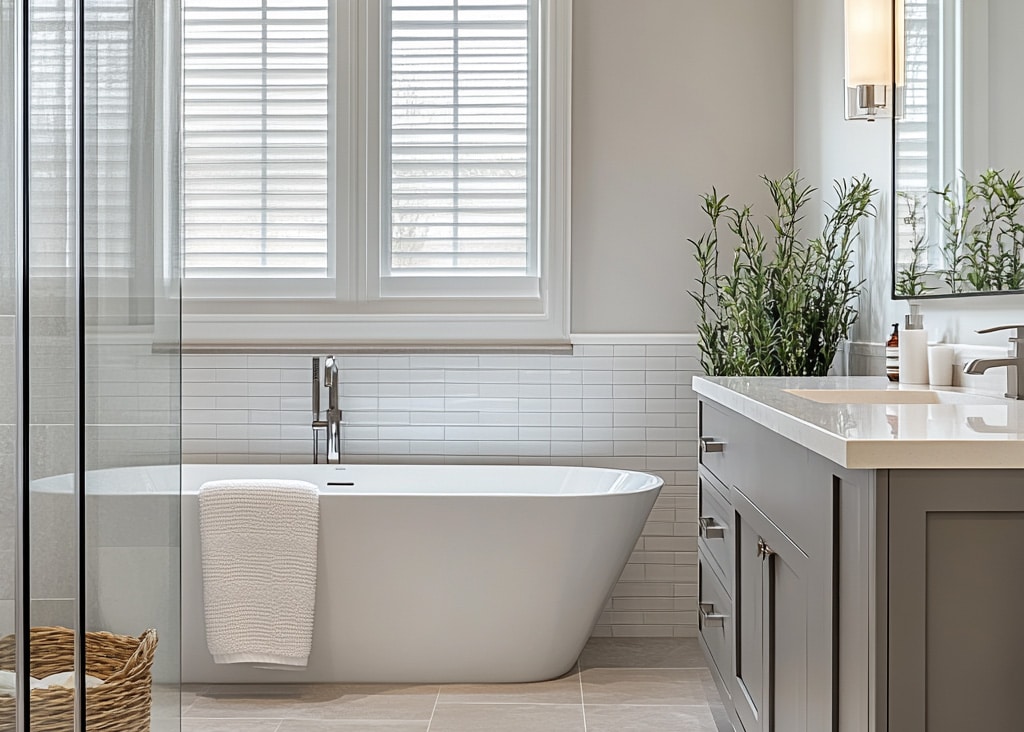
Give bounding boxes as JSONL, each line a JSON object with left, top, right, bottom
{"left": 311, "top": 355, "right": 343, "bottom": 462}
{"left": 323, "top": 355, "right": 343, "bottom": 463}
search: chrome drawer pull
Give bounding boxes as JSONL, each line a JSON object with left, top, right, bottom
{"left": 699, "top": 602, "right": 727, "bottom": 628}
{"left": 699, "top": 516, "right": 726, "bottom": 539}
{"left": 699, "top": 437, "right": 725, "bottom": 453}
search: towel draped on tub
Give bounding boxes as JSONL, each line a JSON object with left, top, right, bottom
{"left": 198, "top": 479, "right": 320, "bottom": 667}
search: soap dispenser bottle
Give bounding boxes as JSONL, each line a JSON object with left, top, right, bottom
{"left": 885, "top": 323, "right": 900, "bottom": 382}
{"left": 898, "top": 304, "right": 929, "bottom": 384}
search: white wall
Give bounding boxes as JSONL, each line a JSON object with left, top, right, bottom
{"left": 793, "top": 0, "right": 895, "bottom": 350}
{"left": 984, "top": 0, "right": 1024, "bottom": 176}
{"left": 571, "top": 0, "right": 795, "bottom": 334}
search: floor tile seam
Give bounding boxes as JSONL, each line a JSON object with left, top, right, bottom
{"left": 577, "top": 662, "right": 588, "bottom": 732}
{"left": 184, "top": 720, "right": 432, "bottom": 724}
{"left": 580, "top": 665, "right": 708, "bottom": 671}
{"left": 432, "top": 701, "right": 585, "bottom": 707}
{"left": 424, "top": 684, "right": 441, "bottom": 732}
{"left": 583, "top": 702, "right": 715, "bottom": 709}
{"left": 181, "top": 716, "right": 286, "bottom": 721}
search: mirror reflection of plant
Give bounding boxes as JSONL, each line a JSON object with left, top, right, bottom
{"left": 689, "top": 172, "right": 876, "bottom": 377}
{"left": 932, "top": 169, "right": 1024, "bottom": 292}
{"left": 935, "top": 180, "right": 975, "bottom": 294}
{"left": 894, "top": 192, "right": 936, "bottom": 297}
{"left": 978, "top": 169, "right": 1024, "bottom": 290}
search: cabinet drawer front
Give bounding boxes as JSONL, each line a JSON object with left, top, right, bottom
{"left": 699, "top": 474, "right": 733, "bottom": 592}
{"left": 699, "top": 556, "right": 733, "bottom": 690}
{"left": 698, "top": 400, "right": 736, "bottom": 487}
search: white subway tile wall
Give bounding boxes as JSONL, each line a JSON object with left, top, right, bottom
{"left": 182, "top": 343, "right": 702, "bottom": 638}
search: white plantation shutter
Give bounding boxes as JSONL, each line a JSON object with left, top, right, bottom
{"left": 181, "top": 0, "right": 330, "bottom": 279}
{"left": 384, "top": 0, "right": 536, "bottom": 278}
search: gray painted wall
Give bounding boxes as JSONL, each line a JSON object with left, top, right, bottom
{"left": 571, "top": 0, "right": 795, "bottom": 334}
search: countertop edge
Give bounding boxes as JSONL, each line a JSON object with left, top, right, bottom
{"left": 693, "top": 376, "right": 852, "bottom": 468}
{"left": 693, "top": 376, "right": 1024, "bottom": 470}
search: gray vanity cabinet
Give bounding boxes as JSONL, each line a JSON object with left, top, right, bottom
{"left": 698, "top": 401, "right": 835, "bottom": 732}
{"left": 698, "top": 391, "right": 1024, "bottom": 732}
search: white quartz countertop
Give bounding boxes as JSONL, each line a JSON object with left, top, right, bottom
{"left": 693, "top": 375, "right": 1024, "bottom": 469}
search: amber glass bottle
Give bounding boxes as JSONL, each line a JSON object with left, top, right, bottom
{"left": 885, "top": 323, "right": 900, "bottom": 382}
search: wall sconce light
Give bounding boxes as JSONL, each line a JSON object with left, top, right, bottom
{"left": 845, "top": 0, "right": 894, "bottom": 121}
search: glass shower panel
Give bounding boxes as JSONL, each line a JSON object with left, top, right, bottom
{"left": 0, "top": 0, "right": 20, "bottom": 727}
{"left": 83, "top": 0, "right": 181, "bottom": 730}
{"left": 26, "top": 0, "right": 81, "bottom": 646}
{"left": 25, "top": 0, "right": 84, "bottom": 727}
{"left": 3, "top": 0, "right": 182, "bottom": 729}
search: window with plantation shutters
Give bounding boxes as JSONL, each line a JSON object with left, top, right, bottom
{"left": 384, "top": 0, "right": 535, "bottom": 280}
{"left": 180, "top": 0, "right": 571, "bottom": 347}
{"left": 181, "top": 0, "right": 330, "bottom": 280}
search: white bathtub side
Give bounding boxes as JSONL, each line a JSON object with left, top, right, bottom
{"left": 181, "top": 472, "right": 661, "bottom": 683}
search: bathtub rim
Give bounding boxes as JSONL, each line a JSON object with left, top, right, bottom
{"left": 31, "top": 462, "right": 665, "bottom": 498}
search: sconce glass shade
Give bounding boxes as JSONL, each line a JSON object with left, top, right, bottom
{"left": 845, "top": 0, "right": 895, "bottom": 120}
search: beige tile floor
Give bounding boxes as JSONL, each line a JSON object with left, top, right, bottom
{"left": 175, "top": 638, "right": 732, "bottom": 732}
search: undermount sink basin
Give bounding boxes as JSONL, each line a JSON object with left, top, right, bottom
{"left": 784, "top": 389, "right": 1002, "bottom": 405}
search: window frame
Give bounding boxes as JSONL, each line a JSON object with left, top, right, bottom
{"left": 181, "top": 0, "right": 572, "bottom": 349}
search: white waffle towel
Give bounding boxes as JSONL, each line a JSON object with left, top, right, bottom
{"left": 199, "top": 479, "right": 319, "bottom": 667}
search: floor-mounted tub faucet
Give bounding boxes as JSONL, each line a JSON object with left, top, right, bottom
{"left": 324, "top": 355, "right": 343, "bottom": 462}
{"left": 312, "top": 355, "right": 343, "bottom": 463}
{"left": 963, "top": 325, "right": 1024, "bottom": 399}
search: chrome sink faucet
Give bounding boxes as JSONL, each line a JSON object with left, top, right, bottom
{"left": 963, "top": 325, "right": 1024, "bottom": 399}
{"left": 312, "top": 355, "right": 343, "bottom": 463}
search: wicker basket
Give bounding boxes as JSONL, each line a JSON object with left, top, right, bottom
{"left": 0, "top": 626, "right": 157, "bottom": 732}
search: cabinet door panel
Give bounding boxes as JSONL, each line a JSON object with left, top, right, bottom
{"left": 770, "top": 545, "right": 808, "bottom": 732}
{"left": 733, "top": 504, "right": 767, "bottom": 732}
{"left": 732, "top": 486, "right": 810, "bottom": 732}
{"left": 888, "top": 471, "right": 1024, "bottom": 732}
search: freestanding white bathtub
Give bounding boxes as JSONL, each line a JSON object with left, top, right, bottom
{"left": 180, "top": 463, "right": 662, "bottom": 684}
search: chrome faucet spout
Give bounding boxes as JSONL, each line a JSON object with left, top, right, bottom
{"left": 963, "top": 357, "right": 1017, "bottom": 375}
{"left": 962, "top": 325, "right": 1024, "bottom": 399}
